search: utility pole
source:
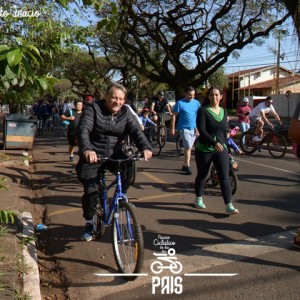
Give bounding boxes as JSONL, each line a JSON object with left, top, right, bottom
{"left": 276, "top": 30, "right": 281, "bottom": 94}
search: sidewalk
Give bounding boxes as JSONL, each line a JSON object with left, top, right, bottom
{"left": 0, "top": 147, "right": 41, "bottom": 299}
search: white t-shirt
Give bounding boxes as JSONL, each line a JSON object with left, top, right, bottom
{"left": 250, "top": 101, "right": 275, "bottom": 118}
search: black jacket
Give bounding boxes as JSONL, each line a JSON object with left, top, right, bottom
{"left": 77, "top": 100, "right": 151, "bottom": 158}
{"left": 196, "top": 106, "right": 228, "bottom": 147}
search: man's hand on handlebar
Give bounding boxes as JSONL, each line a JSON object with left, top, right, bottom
{"left": 84, "top": 150, "right": 98, "bottom": 164}
{"left": 143, "top": 149, "right": 152, "bottom": 161}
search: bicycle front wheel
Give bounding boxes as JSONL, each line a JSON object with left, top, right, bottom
{"left": 112, "top": 202, "right": 144, "bottom": 280}
{"left": 158, "top": 125, "right": 167, "bottom": 148}
{"left": 267, "top": 133, "right": 287, "bottom": 158}
{"left": 149, "top": 133, "right": 162, "bottom": 156}
{"left": 240, "top": 132, "right": 256, "bottom": 154}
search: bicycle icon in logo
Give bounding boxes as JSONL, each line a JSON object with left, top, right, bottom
{"left": 151, "top": 248, "right": 183, "bottom": 274}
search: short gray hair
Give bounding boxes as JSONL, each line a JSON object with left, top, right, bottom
{"left": 105, "top": 82, "right": 127, "bottom": 96}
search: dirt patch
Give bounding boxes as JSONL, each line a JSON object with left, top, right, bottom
{"left": 36, "top": 229, "right": 69, "bottom": 300}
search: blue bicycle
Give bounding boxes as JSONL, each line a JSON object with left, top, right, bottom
{"left": 95, "top": 155, "right": 144, "bottom": 280}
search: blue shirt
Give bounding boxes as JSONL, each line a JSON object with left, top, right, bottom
{"left": 139, "top": 115, "right": 156, "bottom": 128}
{"left": 173, "top": 98, "right": 201, "bottom": 130}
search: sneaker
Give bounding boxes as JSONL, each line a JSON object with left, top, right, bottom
{"left": 226, "top": 203, "right": 239, "bottom": 215}
{"left": 194, "top": 197, "right": 206, "bottom": 209}
{"left": 182, "top": 166, "right": 192, "bottom": 175}
{"left": 69, "top": 156, "right": 74, "bottom": 162}
{"left": 81, "top": 221, "right": 96, "bottom": 241}
{"left": 252, "top": 135, "right": 261, "bottom": 142}
{"left": 293, "top": 237, "right": 300, "bottom": 249}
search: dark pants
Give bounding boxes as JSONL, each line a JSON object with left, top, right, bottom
{"left": 76, "top": 158, "right": 134, "bottom": 220}
{"left": 195, "top": 149, "right": 231, "bottom": 204}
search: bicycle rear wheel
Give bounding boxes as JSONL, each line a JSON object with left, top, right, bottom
{"left": 229, "top": 170, "right": 238, "bottom": 195}
{"left": 208, "top": 163, "right": 219, "bottom": 186}
{"left": 112, "top": 202, "right": 144, "bottom": 280}
{"left": 267, "top": 133, "right": 287, "bottom": 158}
{"left": 176, "top": 135, "right": 184, "bottom": 156}
{"left": 158, "top": 125, "right": 167, "bottom": 148}
{"left": 240, "top": 132, "right": 256, "bottom": 154}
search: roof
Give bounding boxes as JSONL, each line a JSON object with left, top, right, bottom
{"left": 227, "top": 65, "right": 295, "bottom": 78}
{"left": 235, "top": 75, "right": 300, "bottom": 91}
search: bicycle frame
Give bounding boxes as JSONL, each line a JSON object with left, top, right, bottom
{"left": 100, "top": 169, "right": 128, "bottom": 226}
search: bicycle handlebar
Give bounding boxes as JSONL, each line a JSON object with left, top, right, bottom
{"left": 97, "top": 154, "right": 145, "bottom": 163}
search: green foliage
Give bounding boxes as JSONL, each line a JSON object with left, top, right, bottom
{"left": 208, "top": 67, "right": 230, "bottom": 90}
{"left": 0, "top": 177, "right": 7, "bottom": 191}
{"left": 0, "top": 178, "right": 15, "bottom": 224}
{"left": 0, "top": 210, "right": 15, "bottom": 224}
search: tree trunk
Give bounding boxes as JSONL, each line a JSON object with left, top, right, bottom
{"left": 281, "top": 0, "right": 300, "bottom": 40}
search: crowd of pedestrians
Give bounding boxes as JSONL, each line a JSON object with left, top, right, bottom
{"left": 30, "top": 84, "right": 299, "bottom": 249}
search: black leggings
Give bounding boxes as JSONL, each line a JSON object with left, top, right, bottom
{"left": 195, "top": 149, "right": 231, "bottom": 204}
{"left": 76, "top": 159, "right": 134, "bottom": 220}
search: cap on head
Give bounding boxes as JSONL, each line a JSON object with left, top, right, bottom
{"left": 142, "top": 107, "right": 150, "bottom": 113}
{"left": 157, "top": 91, "right": 164, "bottom": 96}
{"left": 243, "top": 97, "right": 249, "bottom": 103}
{"left": 85, "top": 95, "right": 93, "bottom": 101}
{"left": 266, "top": 96, "right": 272, "bottom": 101}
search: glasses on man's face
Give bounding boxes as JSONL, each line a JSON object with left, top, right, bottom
{"left": 266, "top": 101, "right": 272, "bottom": 106}
{"left": 111, "top": 96, "right": 125, "bottom": 102}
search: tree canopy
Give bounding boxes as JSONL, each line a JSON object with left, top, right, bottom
{"left": 90, "top": 0, "right": 290, "bottom": 96}
{"left": 1, "top": 0, "right": 299, "bottom": 107}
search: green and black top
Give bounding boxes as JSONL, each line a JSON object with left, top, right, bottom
{"left": 196, "top": 106, "right": 228, "bottom": 152}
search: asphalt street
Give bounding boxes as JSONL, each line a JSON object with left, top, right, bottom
{"left": 31, "top": 127, "right": 300, "bottom": 300}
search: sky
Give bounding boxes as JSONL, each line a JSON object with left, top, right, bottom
{"left": 224, "top": 20, "right": 299, "bottom": 75}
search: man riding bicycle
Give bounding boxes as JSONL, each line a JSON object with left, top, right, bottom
{"left": 150, "top": 91, "right": 173, "bottom": 122}
{"left": 249, "top": 96, "right": 283, "bottom": 142}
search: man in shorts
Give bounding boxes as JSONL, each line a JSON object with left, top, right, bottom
{"left": 171, "top": 86, "right": 201, "bottom": 175}
{"left": 61, "top": 100, "right": 83, "bottom": 162}
{"left": 249, "top": 96, "right": 282, "bottom": 142}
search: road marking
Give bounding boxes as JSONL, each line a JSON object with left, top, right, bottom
{"left": 134, "top": 192, "right": 187, "bottom": 202}
{"left": 184, "top": 273, "right": 238, "bottom": 277}
{"left": 94, "top": 273, "right": 148, "bottom": 277}
{"left": 237, "top": 157, "right": 299, "bottom": 175}
{"left": 48, "top": 207, "right": 81, "bottom": 217}
{"left": 141, "top": 171, "right": 168, "bottom": 184}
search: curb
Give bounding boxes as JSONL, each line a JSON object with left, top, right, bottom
{"left": 22, "top": 212, "right": 41, "bottom": 300}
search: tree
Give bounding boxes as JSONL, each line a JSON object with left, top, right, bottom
{"left": 94, "top": 0, "right": 290, "bottom": 97}
{"left": 0, "top": 1, "right": 72, "bottom": 112}
{"left": 280, "top": 0, "right": 300, "bottom": 40}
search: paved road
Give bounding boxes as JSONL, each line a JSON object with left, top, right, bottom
{"left": 31, "top": 128, "right": 300, "bottom": 299}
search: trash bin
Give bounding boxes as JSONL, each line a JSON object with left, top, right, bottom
{"left": 3, "top": 114, "right": 37, "bottom": 150}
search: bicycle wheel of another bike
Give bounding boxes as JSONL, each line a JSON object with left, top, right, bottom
{"left": 229, "top": 170, "right": 238, "bottom": 195}
{"left": 95, "top": 207, "right": 106, "bottom": 238}
{"left": 150, "top": 138, "right": 162, "bottom": 156}
{"left": 209, "top": 164, "right": 219, "bottom": 186}
{"left": 158, "top": 125, "right": 167, "bottom": 148}
{"left": 130, "top": 160, "right": 137, "bottom": 186}
{"left": 267, "top": 133, "right": 287, "bottom": 159}
{"left": 112, "top": 202, "right": 144, "bottom": 280}
{"left": 176, "top": 135, "right": 184, "bottom": 156}
{"left": 240, "top": 132, "right": 256, "bottom": 154}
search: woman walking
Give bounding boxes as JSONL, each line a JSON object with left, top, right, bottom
{"left": 194, "top": 87, "right": 239, "bottom": 215}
